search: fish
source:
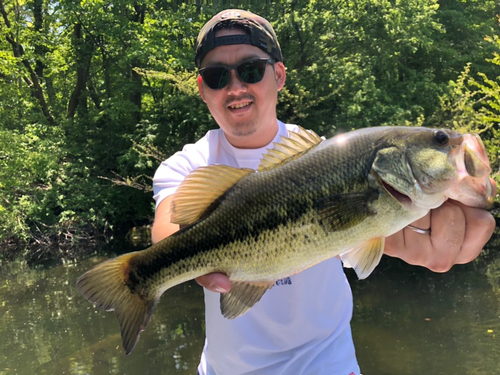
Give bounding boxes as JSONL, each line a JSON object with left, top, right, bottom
{"left": 76, "top": 126, "right": 494, "bottom": 355}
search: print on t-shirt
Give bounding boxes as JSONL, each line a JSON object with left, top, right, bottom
{"left": 275, "top": 277, "right": 292, "bottom": 286}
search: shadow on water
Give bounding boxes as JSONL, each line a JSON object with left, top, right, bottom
{"left": 1, "top": 231, "right": 499, "bottom": 374}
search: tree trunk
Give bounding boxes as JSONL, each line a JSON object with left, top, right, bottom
{"left": 33, "top": 0, "right": 45, "bottom": 78}
{"left": 67, "top": 23, "right": 92, "bottom": 118}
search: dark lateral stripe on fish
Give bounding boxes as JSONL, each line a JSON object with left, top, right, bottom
{"left": 125, "top": 141, "right": 379, "bottom": 293}
{"left": 128, "top": 196, "right": 317, "bottom": 287}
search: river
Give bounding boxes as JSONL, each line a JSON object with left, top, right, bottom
{"left": 1, "top": 234, "right": 499, "bottom": 375}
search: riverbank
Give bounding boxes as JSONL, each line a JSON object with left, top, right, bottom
{"left": 0, "top": 224, "right": 152, "bottom": 266}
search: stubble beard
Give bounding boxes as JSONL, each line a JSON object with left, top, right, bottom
{"left": 230, "top": 121, "right": 258, "bottom": 137}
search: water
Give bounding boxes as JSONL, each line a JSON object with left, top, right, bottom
{"left": 350, "top": 258, "right": 500, "bottom": 375}
{"left": 1, "top": 244, "right": 499, "bottom": 375}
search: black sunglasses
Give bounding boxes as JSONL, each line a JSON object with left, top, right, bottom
{"left": 199, "top": 58, "right": 275, "bottom": 90}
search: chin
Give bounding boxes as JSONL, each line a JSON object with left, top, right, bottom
{"left": 230, "top": 122, "right": 259, "bottom": 137}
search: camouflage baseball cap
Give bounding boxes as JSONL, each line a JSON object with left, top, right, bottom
{"left": 195, "top": 9, "right": 282, "bottom": 68}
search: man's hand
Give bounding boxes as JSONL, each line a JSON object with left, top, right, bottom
{"left": 196, "top": 273, "right": 232, "bottom": 293}
{"left": 385, "top": 178, "right": 497, "bottom": 272}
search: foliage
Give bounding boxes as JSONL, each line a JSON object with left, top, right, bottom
{"left": 426, "top": 27, "right": 500, "bottom": 188}
{"left": 0, "top": 125, "right": 63, "bottom": 246}
{"left": 0, "top": 0, "right": 499, "bottom": 261}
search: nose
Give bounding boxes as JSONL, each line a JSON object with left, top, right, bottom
{"left": 226, "top": 70, "right": 247, "bottom": 95}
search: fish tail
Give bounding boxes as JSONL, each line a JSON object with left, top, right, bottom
{"left": 76, "top": 252, "right": 158, "bottom": 355}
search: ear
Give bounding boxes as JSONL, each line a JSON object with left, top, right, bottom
{"left": 274, "top": 62, "right": 286, "bottom": 91}
{"left": 197, "top": 75, "right": 207, "bottom": 103}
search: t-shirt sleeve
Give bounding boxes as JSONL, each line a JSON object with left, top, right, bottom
{"left": 152, "top": 140, "right": 209, "bottom": 210}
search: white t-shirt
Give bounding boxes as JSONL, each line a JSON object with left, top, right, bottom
{"left": 153, "top": 120, "right": 360, "bottom": 375}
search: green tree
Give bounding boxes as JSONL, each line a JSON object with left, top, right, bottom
{"left": 0, "top": 0, "right": 498, "bottom": 261}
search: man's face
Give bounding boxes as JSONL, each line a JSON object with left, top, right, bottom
{"left": 198, "top": 28, "right": 286, "bottom": 149}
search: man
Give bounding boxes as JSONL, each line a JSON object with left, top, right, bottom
{"left": 152, "top": 9, "right": 496, "bottom": 375}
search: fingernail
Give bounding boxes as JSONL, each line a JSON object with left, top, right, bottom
{"left": 212, "top": 285, "right": 228, "bottom": 293}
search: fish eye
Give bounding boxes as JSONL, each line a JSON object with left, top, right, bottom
{"left": 433, "top": 130, "right": 449, "bottom": 146}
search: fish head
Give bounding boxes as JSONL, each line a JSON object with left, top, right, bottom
{"left": 372, "top": 128, "right": 494, "bottom": 210}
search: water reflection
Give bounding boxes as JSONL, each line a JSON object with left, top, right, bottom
{"left": 0, "top": 258, "right": 205, "bottom": 375}
{"left": 1, "top": 237, "right": 499, "bottom": 375}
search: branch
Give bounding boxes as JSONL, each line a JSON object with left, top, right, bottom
{"left": 98, "top": 172, "right": 153, "bottom": 192}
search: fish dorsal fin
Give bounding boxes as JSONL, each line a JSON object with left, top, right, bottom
{"left": 340, "top": 237, "right": 385, "bottom": 279}
{"left": 258, "top": 126, "right": 323, "bottom": 172}
{"left": 220, "top": 281, "right": 274, "bottom": 319}
{"left": 171, "top": 165, "right": 254, "bottom": 225}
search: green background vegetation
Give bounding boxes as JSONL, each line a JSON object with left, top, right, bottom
{"left": 0, "top": 0, "right": 499, "bottom": 262}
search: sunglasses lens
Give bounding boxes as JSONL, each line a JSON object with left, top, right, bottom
{"left": 237, "top": 61, "right": 266, "bottom": 84}
{"left": 202, "top": 67, "right": 231, "bottom": 89}
{"left": 200, "top": 59, "right": 271, "bottom": 89}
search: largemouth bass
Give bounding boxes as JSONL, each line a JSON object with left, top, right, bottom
{"left": 77, "top": 126, "right": 494, "bottom": 354}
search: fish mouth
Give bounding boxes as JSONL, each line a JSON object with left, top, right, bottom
{"left": 444, "top": 133, "right": 494, "bottom": 208}
{"left": 382, "top": 181, "right": 413, "bottom": 208}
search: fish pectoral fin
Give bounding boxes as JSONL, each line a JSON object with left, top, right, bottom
{"left": 258, "top": 126, "right": 323, "bottom": 172}
{"left": 315, "top": 191, "right": 378, "bottom": 232}
{"left": 220, "top": 281, "right": 274, "bottom": 319}
{"left": 76, "top": 254, "right": 159, "bottom": 355}
{"left": 171, "top": 165, "right": 254, "bottom": 225}
{"left": 341, "top": 237, "right": 385, "bottom": 279}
